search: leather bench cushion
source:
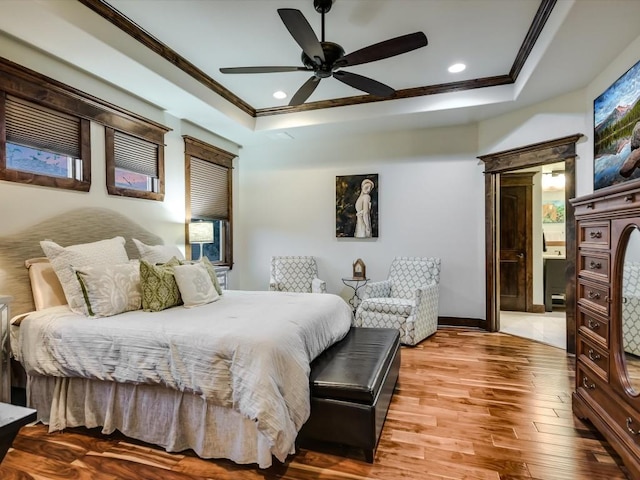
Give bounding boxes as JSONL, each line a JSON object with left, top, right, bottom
{"left": 309, "top": 327, "right": 400, "bottom": 404}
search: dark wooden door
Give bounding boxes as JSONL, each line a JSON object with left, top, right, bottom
{"left": 500, "top": 173, "right": 534, "bottom": 311}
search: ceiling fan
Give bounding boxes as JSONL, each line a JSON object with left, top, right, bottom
{"left": 219, "top": 0, "right": 428, "bottom": 106}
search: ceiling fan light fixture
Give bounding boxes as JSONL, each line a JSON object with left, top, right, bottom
{"left": 448, "top": 63, "right": 466, "bottom": 73}
{"left": 273, "top": 90, "right": 287, "bottom": 99}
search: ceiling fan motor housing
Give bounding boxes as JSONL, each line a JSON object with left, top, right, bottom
{"left": 302, "top": 41, "right": 344, "bottom": 78}
{"left": 313, "top": 0, "right": 333, "bottom": 14}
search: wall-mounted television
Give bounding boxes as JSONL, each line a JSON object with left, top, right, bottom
{"left": 594, "top": 59, "right": 640, "bottom": 190}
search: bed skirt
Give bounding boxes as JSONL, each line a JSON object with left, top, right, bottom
{"left": 27, "top": 375, "right": 285, "bottom": 468}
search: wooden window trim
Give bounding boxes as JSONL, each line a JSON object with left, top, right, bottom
{"left": 105, "top": 127, "right": 165, "bottom": 201}
{"left": 0, "top": 92, "right": 91, "bottom": 191}
{"left": 184, "top": 135, "right": 236, "bottom": 268}
{"left": 0, "top": 56, "right": 170, "bottom": 193}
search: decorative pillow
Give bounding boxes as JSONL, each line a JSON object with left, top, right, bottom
{"left": 75, "top": 261, "right": 141, "bottom": 317}
{"left": 140, "top": 257, "right": 183, "bottom": 312}
{"left": 40, "top": 237, "right": 129, "bottom": 315}
{"left": 25, "top": 258, "right": 67, "bottom": 311}
{"left": 173, "top": 262, "right": 219, "bottom": 308}
{"left": 133, "top": 238, "right": 185, "bottom": 264}
{"left": 197, "top": 256, "right": 224, "bottom": 295}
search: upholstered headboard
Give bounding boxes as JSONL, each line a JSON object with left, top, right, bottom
{"left": 0, "top": 207, "right": 163, "bottom": 317}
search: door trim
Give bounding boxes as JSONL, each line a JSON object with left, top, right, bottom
{"left": 478, "top": 133, "right": 583, "bottom": 354}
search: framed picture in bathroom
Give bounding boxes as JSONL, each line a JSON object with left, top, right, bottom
{"left": 542, "top": 200, "right": 564, "bottom": 224}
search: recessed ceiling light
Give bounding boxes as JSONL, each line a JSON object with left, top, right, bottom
{"left": 273, "top": 90, "right": 287, "bottom": 99}
{"left": 448, "top": 63, "right": 466, "bottom": 73}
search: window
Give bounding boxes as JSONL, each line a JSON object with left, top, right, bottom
{"left": 106, "top": 128, "right": 164, "bottom": 201}
{"left": 184, "top": 136, "right": 236, "bottom": 267}
{"left": 1, "top": 94, "right": 90, "bottom": 191}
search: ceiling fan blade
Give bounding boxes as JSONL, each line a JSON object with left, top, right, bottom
{"left": 333, "top": 70, "right": 395, "bottom": 97}
{"left": 289, "top": 76, "right": 321, "bottom": 106}
{"left": 335, "top": 32, "right": 428, "bottom": 68}
{"left": 220, "top": 66, "right": 310, "bottom": 74}
{"left": 278, "top": 9, "right": 325, "bottom": 64}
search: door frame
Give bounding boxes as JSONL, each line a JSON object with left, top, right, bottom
{"left": 478, "top": 133, "right": 583, "bottom": 354}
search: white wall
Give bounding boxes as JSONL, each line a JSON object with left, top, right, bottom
{"left": 234, "top": 125, "right": 486, "bottom": 319}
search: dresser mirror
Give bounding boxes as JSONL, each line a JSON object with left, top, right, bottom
{"left": 622, "top": 225, "right": 640, "bottom": 395}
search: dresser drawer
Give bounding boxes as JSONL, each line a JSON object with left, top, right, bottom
{"left": 578, "top": 307, "right": 609, "bottom": 348}
{"left": 579, "top": 251, "right": 610, "bottom": 282}
{"left": 577, "top": 364, "right": 640, "bottom": 450}
{"left": 578, "top": 221, "right": 610, "bottom": 249}
{"left": 577, "top": 336, "right": 609, "bottom": 381}
{"left": 578, "top": 279, "right": 610, "bottom": 315}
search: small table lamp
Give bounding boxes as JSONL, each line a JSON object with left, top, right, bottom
{"left": 188, "top": 221, "right": 214, "bottom": 260}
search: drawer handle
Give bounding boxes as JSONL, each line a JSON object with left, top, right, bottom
{"left": 627, "top": 417, "right": 639, "bottom": 435}
{"left": 626, "top": 195, "right": 634, "bottom": 203}
{"left": 589, "top": 261, "right": 602, "bottom": 270}
{"left": 582, "top": 376, "right": 595, "bottom": 390}
{"left": 588, "top": 349, "right": 601, "bottom": 361}
{"left": 586, "top": 203, "right": 594, "bottom": 209}
{"left": 588, "top": 319, "right": 600, "bottom": 330}
{"left": 587, "top": 291, "right": 601, "bottom": 300}
{"left": 590, "top": 231, "right": 603, "bottom": 239}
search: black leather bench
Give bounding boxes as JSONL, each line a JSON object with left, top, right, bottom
{"left": 298, "top": 327, "right": 401, "bottom": 462}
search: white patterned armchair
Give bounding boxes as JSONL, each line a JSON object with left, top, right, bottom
{"left": 269, "top": 256, "right": 326, "bottom": 293}
{"left": 355, "top": 257, "right": 440, "bottom": 346}
{"left": 623, "top": 262, "right": 640, "bottom": 356}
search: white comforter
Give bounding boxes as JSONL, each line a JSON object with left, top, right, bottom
{"left": 15, "top": 290, "right": 352, "bottom": 461}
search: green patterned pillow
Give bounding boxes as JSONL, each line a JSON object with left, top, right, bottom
{"left": 199, "top": 256, "right": 224, "bottom": 296}
{"left": 140, "top": 257, "right": 183, "bottom": 312}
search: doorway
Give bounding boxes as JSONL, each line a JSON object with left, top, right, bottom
{"left": 478, "top": 134, "right": 583, "bottom": 354}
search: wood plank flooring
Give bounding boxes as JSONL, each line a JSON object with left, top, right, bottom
{"left": 0, "top": 328, "right": 631, "bottom": 479}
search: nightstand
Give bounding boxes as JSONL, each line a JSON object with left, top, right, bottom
{"left": 0, "top": 296, "right": 12, "bottom": 404}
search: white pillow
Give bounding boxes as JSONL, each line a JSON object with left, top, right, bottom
{"left": 173, "top": 262, "right": 219, "bottom": 308}
{"left": 133, "top": 238, "right": 185, "bottom": 264}
{"left": 40, "top": 237, "right": 130, "bottom": 315}
{"left": 74, "top": 261, "right": 141, "bottom": 317}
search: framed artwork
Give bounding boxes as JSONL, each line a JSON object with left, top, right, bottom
{"left": 542, "top": 200, "right": 565, "bottom": 224}
{"left": 594, "top": 58, "right": 640, "bottom": 190}
{"left": 336, "top": 174, "right": 378, "bottom": 238}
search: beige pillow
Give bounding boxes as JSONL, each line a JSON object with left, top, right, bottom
{"left": 173, "top": 262, "right": 219, "bottom": 308}
{"left": 25, "top": 258, "right": 67, "bottom": 310}
{"left": 133, "top": 238, "right": 184, "bottom": 264}
{"left": 40, "top": 237, "right": 129, "bottom": 315}
{"left": 75, "top": 261, "right": 141, "bottom": 317}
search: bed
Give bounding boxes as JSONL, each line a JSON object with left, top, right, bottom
{"left": 0, "top": 208, "right": 352, "bottom": 468}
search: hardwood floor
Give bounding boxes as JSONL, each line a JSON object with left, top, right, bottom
{"left": 0, "top": 328, "right": 631, "bottom": 479}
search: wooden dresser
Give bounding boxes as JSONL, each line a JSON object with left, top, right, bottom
{"left": 572, "top": 181, "right": 640, "bottom": 478}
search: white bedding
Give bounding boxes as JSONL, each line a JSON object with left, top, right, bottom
{"left": 14, "top": 290, "right": 352, "bottom": 462}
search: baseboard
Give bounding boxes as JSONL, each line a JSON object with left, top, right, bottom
{"left": 438, "top": 316, "right": 486, "bottom": 329}
{"left": 531, "top": 304, "right": 545, "bottom": 313}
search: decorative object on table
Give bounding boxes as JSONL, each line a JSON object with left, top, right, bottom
{"left": 594, "top": 58, "right": 640, "bottom": 190}
{"left": 352, "top": 258, "right": 366, "bottom": 279}
{"left": 269, "top": 256, "right": 326, "bottom": 293}
{"left": 188, "top": 221, "right": 214, "bottom": 260}
{"left": 336, "top": 174, "right": 378, "bottom": 238}
{"left": 355, "top": 256, "right": 441, "bottom": 346}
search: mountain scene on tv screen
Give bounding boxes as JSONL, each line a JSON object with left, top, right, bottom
{"left": 594, "top": 60, "right": 640, "bottom": 189}
{"left": 6, "top": 143, "right": 69, "bottom": 177}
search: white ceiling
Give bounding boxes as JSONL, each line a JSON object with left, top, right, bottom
{"left": 2, "top": 0, "right": 640, "bottom": 147}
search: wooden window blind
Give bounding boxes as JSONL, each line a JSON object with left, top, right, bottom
{"left": 190, "top": 157, "right": 229, "bottom": 220}
{"left": 5, "top": 95, "right": 80, "bottom": 157}
{"left": 114, "top": 130, "right": 158, "bottom": 177}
